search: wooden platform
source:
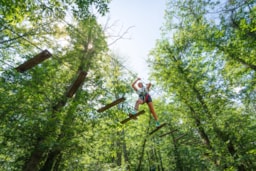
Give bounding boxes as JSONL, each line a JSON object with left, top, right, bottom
{"left": 16, "top": 50, "right": 52, "bottom": 72}
{"left": 120, "top": 110, "right": 145, "bottom": 124}
{"left": 174, "top": 134, "right": 187, "bottom": 142}
{"left": 159, "top": 129, "right": 178, "bottom": 137}
{"left": 97, "top": 97, "right": 126, "bottom": 113}
{"left": 149, "top": 123, "right": 167, "bottom": 135}
{"left": 66, "top": 71, "right": 87, "bottom": 98}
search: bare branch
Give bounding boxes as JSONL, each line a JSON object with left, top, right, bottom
{"left": 100, "top": 15, "right": 135, "bottom": 46}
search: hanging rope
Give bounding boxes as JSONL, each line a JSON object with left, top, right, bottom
{"left": 4, "top": 25, "right": 43, "bottom": 51}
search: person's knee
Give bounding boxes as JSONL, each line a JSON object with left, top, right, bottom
{"left": 137, "top": 99, "right": 144, "bottom": 104}
{"left": 147, "top": 102, "right": 153, "bottom": 106}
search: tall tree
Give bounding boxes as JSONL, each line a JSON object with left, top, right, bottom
{"left": 148, "top": 0, "right": 256, "bottom": 170}
{"left": 0, "top": 1, "right": 111, "bottom": 170}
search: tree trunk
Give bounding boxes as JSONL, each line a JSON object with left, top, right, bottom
{"left": 177, "top": 61, "right": 245, "bottom": 169}
{"left": 22, "top": 138, "right": 46, "bottom": 171}
{"left": 23, "top": 151, "right": 45, "bottom": 171}
{"left": 149, "top": 147, "right": 157, "bottom": 171}
{"left": 39, "top": 150, "right": 61, "bottom": 171}
{"left": 158, "top": 148, "right": 164, "bottom": 171}
{"left": 186, "top": 100, "right": 224, "bottom": 168}
{"left": 137, "top": 137, "right": 147, "bottom": 171}
{"left": 116, "top": 131, "right": 122, "bottom": 166}
{"left": 122, "top": 129, "right": 130, "bottom": 170}
{"left": 214, "top": 128, "right": 246, "bottom": 171}
{"left": 216, "top": 45, "right": 256, "bottom": 71}
{"left": 137, "top": 118, "right": 151, "bottom": 171}
{"left": 22, "top": 96, "right": 67, "bottom": 171}
{"left": 53, "top": 154, "right": 62, "bottom": 171}
{"left": 171, "top": 131, "right": 183, "bottom": 171}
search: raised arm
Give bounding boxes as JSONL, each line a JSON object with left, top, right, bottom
{"left": 146, "top": 83, "right": 152, "bottom": 91}
{"left": 132, "top": 78, "right": 141, "bottom": 91}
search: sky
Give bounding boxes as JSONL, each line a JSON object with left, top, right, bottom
{"left": 99, "top": 0, "right": 166, "bottom": 82}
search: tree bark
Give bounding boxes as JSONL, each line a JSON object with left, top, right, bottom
{"left": 22, "top": 138, "right": 46, "bottom": 171}
{"left": 214, "top": 128, "right": 246, "bottom": 171}
{"left": 122, "top": 129, "right": 130, "bottom": 170}
{"left": 137, "top": 137, "right": 147, "bottom": 171}
{"left": 171, "top": 131, "right": 183, "bottom": 171}
{"left": 216, "top": 45, "right": 256, "bottom": 71}
{"left": 22, "top": 96, "right": 67, "bottom": 171}
{"left": 116, "top": 131, "right": 122, "bottom": 166}
{"left": 137, "top": 119, "right": 151, "bottom": 171}
{"left": 39, "top": 150, "right": 61, "bottom": 171}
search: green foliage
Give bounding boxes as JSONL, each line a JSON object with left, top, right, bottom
{"left": 148, "top": 0, "right": 256, "bottom": 170}
{"left": 0, "top": 0, "right": 109, "bottom": 25}
{"left": 1, "top": 0, "right": 256, "bottom": 170}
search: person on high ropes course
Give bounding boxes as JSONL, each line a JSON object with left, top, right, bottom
{"left": 131, "top": 78, "right": 160, "bottom": 127}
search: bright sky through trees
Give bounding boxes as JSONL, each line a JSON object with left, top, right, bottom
{"left": 100, "top": 0, "right": 166, "bottom": 81}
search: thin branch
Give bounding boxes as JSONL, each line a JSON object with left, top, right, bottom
{"left": 107, "top": 25, "right": 135, "bottom": 46}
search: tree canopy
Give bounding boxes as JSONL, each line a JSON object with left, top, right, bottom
{"left": 0, "top": 0, "right": 256, "bottom": 170}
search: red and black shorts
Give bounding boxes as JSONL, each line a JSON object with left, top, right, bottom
{"left": 139, "top": 93, "right": 152, "bottom": 103}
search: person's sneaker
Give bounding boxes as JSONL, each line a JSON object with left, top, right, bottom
{"left": 156, "top": 121, "right": 160, "bottom": 127}
{"left": 130, "top": 110, "right": 137, "bottom": 115}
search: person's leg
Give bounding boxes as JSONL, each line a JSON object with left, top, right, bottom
{"left": 134, "top": 99, "right": 144, "bottom": 111}
{"left": 147, "top": 102, "right": 158, "bottom": 121}
{"left": 146, "top": 94, "right": 160, "bottom": 126}
{"left": 130, "top": 99, "right": 144, "bottom": 119}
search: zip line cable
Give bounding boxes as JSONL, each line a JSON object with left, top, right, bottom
{"left": 4, "top": 25, "right": 43, "bottom": 52}
{"left": 2, "top": 22, "right": 131, "bottom": 108}
{"left": 1, "top": 3, "right": 146, "bottom": 81}
{"left": 2, "top": 23, "right": 145, "bottom": 90}
{"left": 0, "top": 6, "right": 156, "bottom": 116}
{"left": 58, "top": 10, "right": 142, "bottom": 80}
{"left": 1, "top": 13, "right": 158, "bottom": 103}
{"left": 51, "top": 8, "right": 147, "bottom": 83}
{"left": 1, "top": 27, "right": 164, "bottom": 123}
{"left": 1, "top": 8, "right": 169, "bottom": 129}
{"left": 0, "top": 58, "right": 16, "bottom": 68}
